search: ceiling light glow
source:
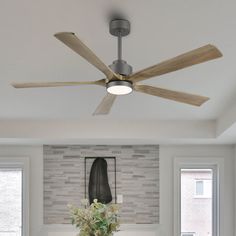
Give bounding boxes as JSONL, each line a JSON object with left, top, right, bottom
{"left": 106, "top": 80, "right": 133, "bottom": 95}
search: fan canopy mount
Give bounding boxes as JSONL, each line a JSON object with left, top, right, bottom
{"left": 109, "top": 19, "right": 131, "bottom": 37}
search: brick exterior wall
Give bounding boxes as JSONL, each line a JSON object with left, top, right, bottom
{"left": 181, "top": 170, "right": 212, "bottom": 236}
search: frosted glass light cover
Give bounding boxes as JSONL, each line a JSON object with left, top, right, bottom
{"left": 107, "top": 85, "right": 132, "bottom": 95}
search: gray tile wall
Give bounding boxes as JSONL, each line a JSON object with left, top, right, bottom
{"left": 44, "top": 145, "right": 159, "bottom": 224}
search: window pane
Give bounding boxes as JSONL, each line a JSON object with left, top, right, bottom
{"left": 181, "top": 169, "right": 213, "bottom": 236}
{"left": 196, "top": 180, "right": 204, "bottom": 195}
{"left": 0, "top": 169, "right": 22, "bottom": 236}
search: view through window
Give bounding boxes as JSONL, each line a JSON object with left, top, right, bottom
{"left": 0, "top": 168, "right": 22, "bottom": 236}
{"left": 181, "top": 169, "right": 213, "bottom": 236}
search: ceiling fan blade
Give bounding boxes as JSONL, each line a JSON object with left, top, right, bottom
{"left": 134, "top": 84, "right": 209, "bottom": 106}
{"left": 129, "top": 45, "right": 222, "bottom": 83}
{"left": 54, "top": 32, "right": 120, "bottom": 81}
{"left": 93, "top": 93, "right": 116, "bottom": 115}
{"left": 12, "top": 79, "right": 106, "bottom": 88}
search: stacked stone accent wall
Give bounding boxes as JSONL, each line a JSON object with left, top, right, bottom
{"left": 44, "top": 145, "right": 159, "bottom": 224}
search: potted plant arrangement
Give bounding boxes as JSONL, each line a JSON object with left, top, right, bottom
{"left": 68, "top": 199, "right": 120, "bottom": 236}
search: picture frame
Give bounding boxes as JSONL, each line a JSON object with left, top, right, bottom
{"left": 84, "top": 156, "right": 117, "bottom": 203}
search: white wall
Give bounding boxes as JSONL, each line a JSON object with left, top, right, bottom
{"left": 0, "top": 145, "right": 234, "bottom": 236}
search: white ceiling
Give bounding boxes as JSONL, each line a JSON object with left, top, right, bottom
{"left": 1, "top": 0, "right": 236, "bottom": 144}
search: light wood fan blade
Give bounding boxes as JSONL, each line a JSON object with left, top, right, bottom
{"left": 93, "top": 93, "right": 116, "bottom": 115}
{"left": 129, "top": 45, "right": 222, "bottom": 83}
{"left": 54, "top": 32, "right": 120, "bottom": 80}
{"left": 12, "top": 79, "right": 106, "bottom": 88}
{"left": 134, "top": 84, "right": 209, "bottom": 106}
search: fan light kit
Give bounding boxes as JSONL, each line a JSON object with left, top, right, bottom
{"left": 12, "top": 18, "right": 223, "bottom": 115}
{"left": 107, "top": 80, "right": 133, "bottom": 95}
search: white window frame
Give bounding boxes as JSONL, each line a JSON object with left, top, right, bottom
{"left": 174, "top": 157, "right": 222, "bottom": 236}
{"left": 0, "top": 157, "right": 30, "bottom": 236}
{"left": 181, "top": 233, "right": 196, "bottom": 236}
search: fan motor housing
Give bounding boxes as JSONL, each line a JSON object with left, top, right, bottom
{"left": 109, "top": 60, "right": 132, "bottom": 76}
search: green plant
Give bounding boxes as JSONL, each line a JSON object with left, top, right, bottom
{"left": 68, "top": 199, "right": 120, "bottom": 236}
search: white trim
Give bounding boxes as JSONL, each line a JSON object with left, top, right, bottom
{"left": 181, "top": 233, "right": 196, "bottom": 236}
{"left": 173, "top": 156, "right": 223, "bottom": 236}
{"left": 0, "top": 157, "right": 30, "bottom": 236}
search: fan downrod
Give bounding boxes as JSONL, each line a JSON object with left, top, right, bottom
{"left": 109, "top": 19, "right": 132, "bottom": 76}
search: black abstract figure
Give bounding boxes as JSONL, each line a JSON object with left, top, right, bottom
{"left": 88, "top": 157, "right": 112, "bottom": 204}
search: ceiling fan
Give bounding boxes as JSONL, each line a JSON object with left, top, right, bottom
{"left": 12, "top": 19, "right": 223, "bottom": 115}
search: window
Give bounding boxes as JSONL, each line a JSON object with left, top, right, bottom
{"left": 195, "top": 179, "right": 212, "bottom": 198}
{"left": 0, "top": 168, "right": 22, "bottom": 236}
{"left": 181, "top": 169, "right": 213, "bottom": 236}
{"left": 0, "top": 158, "right": 29, "bottom": 236}
{"left": 195, "top": 180, "right": 204, "bottom": 195}
{"left": 174, "top": 157, "right": 220, "bottom": 236}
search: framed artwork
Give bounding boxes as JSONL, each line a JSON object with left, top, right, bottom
{"left": 84, "top": 157, "right": 117, "bottom": 204}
